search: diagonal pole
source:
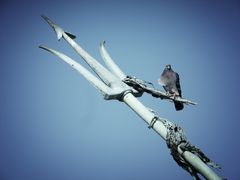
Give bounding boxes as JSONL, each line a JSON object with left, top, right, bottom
{"left": 40, "top": 15, "right": 224, "bottom": 180}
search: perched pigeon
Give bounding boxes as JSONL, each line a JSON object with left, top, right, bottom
{"left": 159, "top": 64, "right": 184, "bottom": 111}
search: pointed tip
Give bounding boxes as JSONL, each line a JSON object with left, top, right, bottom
{"left": 38, "top": 45, "right": 46, "bottom": 50}
{"left": 100, "top": 40, "right": 106, "bottom": 47}
{"left": 38, "top": 45, "right": 52, "bottom": 53}
{"left": 41, "top": 15, "right": 63, "bottom": 40}
{"left": 41, "top": 15, "right": 52, "bottom": 25}
{"left": 41, "top": 14, "right": 47, "bottom": 20}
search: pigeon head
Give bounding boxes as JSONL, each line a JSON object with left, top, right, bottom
{"left": 165, "top": 64, "right": 172, "bottom": 70}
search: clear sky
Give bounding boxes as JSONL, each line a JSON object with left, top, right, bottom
{"left": 1, "top": 0, "right": 240, "bottom": 179}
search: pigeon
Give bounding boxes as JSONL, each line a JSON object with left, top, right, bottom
{"left": 159, "top": 64, "right": 184, "bottom": 111}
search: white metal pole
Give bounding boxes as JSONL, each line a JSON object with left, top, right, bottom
{"left": 40, "top": 15, "right": 224, "bottom": 180}
{"left": 122, "top": 93, "right": 222, "bottom": 180}
{"left": 183, "top": 152, "right": 222, "bottom": 180}
{"left": 123, "top": 93, "right": 167, "bottom": 139}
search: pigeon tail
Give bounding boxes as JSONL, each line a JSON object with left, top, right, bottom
{"left": 174, "top": 101, "right": 184, "bottom": 111}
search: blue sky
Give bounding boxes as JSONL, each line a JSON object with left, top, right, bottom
{"left": 1, "top": 0, "right": 240, "bottom": 179}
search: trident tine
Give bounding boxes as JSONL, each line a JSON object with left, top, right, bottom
{"left": 39, "top": 45, "right": 116, "bottom": 99}
{"left": 99, "top": 41, "right": 144, "bottom": 97}
{"left": 99, "top": 41, "right": 126, "bottom": 80}
{"left": 41, "top": 15, "right": 123, "bottom": 88}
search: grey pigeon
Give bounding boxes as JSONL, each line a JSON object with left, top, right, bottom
{"left": 159, "top": 64, "right": 184, "bottom": 111}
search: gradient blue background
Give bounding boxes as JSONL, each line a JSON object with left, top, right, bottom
{"left": 1, "top": 0, "right": 239, "bottom": 179}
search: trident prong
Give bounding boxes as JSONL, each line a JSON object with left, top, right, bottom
{"left": 41, "top": 15, "right": 124, "bottom": 88}
{"left": 99, "top": 41, "right": 126, "bottom": 80}
{"left": 39, "top": 45, "right": 127, "bottom": 100}
{"left": 99, "top": 41, "right": 144, "bottom": 97}
{"left": 41, "top": 15, "right": 132, "bottom": 101}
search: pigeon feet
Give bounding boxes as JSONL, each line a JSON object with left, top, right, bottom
{"left": 166, "top": 91, "right": 171, "bottom": 96}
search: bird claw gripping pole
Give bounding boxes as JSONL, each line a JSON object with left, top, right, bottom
{"left": 122, "top": 75, "right": 197, "bottom": 105}
{"left": 39, "top": 15, "right": 224, "bottom": 180}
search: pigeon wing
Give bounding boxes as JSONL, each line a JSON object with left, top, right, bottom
{"left": 175, "top": 72, "right": 182, "bottom": 97}
{"left": 159, "top": 69, "right": 168, "bottom": 86}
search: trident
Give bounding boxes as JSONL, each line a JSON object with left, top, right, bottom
{"left": 39, "top": 15, "right": 223, "bottom": 180}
